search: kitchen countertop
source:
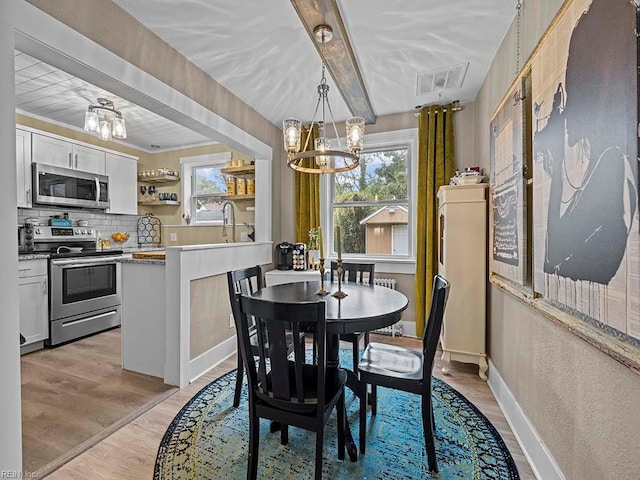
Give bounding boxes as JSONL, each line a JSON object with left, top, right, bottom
{"left": 120, "top": 250, "right": 166, "bottom": 265}
{"left": 19, "top": 246, "right": 164, "bottom": 261}
{"left": 18, "top": 253, "right": 50, "bottom": 260}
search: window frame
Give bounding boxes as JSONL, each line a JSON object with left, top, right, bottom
{"left": 180, "top": 152, "right": 231, "bottom": 225}
{"left": 320, "top": 128, "right": 417, "bottom": 274}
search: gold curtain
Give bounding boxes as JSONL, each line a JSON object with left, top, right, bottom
{"left": 414, "top": 104, "right": 456, "bottom": 336}
{"left": 294, "top": 125, "right": 320, "bottom": 243}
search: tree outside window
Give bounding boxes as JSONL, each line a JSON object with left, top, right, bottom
{"left": 192, "top": 165, "right": 226, "bottom": 223}
{"left": 332, "top": 147, "right": 409, "bottom": 256}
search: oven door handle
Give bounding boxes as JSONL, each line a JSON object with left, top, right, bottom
{"left": 51, "top": 257, "right": 122, "bottom": 267}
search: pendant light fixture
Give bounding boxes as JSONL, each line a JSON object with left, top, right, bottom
{"left": 283, "top": 25, "right": 365, "bottom": 174}
{"left": 84, "top": 98, "right": 127, "bottom": 141}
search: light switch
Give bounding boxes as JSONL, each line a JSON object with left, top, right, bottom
{"left": 170, "top": 233, "right": 177, "bottom": 242}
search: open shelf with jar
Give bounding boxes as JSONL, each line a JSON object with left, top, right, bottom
{"left": 220, "top": 165, "right": 255, "bottom": 178}
{"left": 138, "top": 168, "right": 180, "bottom": 183}
{"left": 217, "top": 194, "right": 255, "bottom": 201}
{"left": 140, "top": 174, "right": 180, "bottom": 184}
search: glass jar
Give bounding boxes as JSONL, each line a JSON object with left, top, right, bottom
{"left": 236, "top": 178, "right": 247, "bottom": 195}
{"left": 247, "top": 178, "right": 255, "bottom": 195}
{"left": 226, "top": 176, "right": 236, "bottom": 195}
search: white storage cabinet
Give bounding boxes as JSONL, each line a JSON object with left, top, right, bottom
{"left": 437, "top": 184, "right": 488, "bottom": 380}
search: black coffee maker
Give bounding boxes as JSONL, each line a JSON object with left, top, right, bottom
{"left": 275, "top": 242, "right": 294, "bottom": 270}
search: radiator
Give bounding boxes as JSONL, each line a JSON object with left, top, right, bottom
{"left": 372, "top": 278, "right": 402, "bottom": 337}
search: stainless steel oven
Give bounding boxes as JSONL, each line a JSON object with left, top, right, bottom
{"left": 48, "top": 255, "right": 121, "bottom": 346}
{"left": 31, "top": 225, "right": 123, "bottom": 346}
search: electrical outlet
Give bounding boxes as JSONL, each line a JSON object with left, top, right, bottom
{"left": 240, "top": 232, "right": 249, "bottom": 242}
{"left": 170, "top": 233, "right": 177, "bottom": 242}
{"left": 229, "top": 313, "right": 235, "bottom": 329}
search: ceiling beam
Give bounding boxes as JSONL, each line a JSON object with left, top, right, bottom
{"left": 291, "top": 0, "right": 376, "bottom": 124}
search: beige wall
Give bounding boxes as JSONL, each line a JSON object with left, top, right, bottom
{"left": 190, "top": 274, "right": 234, "bottom": 360}
{"left": 476, "top": 1, "right": 640, "bottom": 479}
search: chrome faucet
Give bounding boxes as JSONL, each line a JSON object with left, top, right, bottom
{"left": 221, "top": 201, "right": 236, "bottom": 243}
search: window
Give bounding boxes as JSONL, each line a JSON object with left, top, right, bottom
{"left": 323, "top": 129, "right": 416, "bottom": 263}
{"left": 180, "top": 152, "right": 231, "bottom": 224}
{"left": 191, "top": 165, "right": 226, "bottom": 223}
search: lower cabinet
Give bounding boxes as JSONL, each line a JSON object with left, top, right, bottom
{"left": 18, "top": 260, "right": 49, "bottom": 349}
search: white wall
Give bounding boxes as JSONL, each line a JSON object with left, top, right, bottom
{"left": 0, "top": 0, "right": 22, "bottom": 472}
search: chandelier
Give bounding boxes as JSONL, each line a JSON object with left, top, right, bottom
{"left": 283, "top": 25, "right": 364, "bottom": 174}
{"left": 83, "top": 98, "right": 127, "bottom": 141}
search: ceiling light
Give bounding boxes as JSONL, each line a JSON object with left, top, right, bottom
{"left": 284, "top": 25, "right": 364, "bottom": 174}
{"left": 84, "top": 98, "right": 127, "bottom": 141}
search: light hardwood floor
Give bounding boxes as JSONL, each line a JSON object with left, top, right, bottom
{"left": 21, "top": 328, "right": 176, "bottom": 476}
{"left": 40, "top": 333, "right": 536, "bottom": 479}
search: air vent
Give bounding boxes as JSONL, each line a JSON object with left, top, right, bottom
{"left": 416, "top": 62, "right": 469, "bottom": 96}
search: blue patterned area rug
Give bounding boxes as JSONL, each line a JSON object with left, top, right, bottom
{"left": 154, "top": 350, "right": 519, "bottom": 479}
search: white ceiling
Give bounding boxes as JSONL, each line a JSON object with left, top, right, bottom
{"left": 14, "top": 51, "right": 212, "bottom": 152}
{"left": 15, "top": 1, "right": 517, "bottom": 151}
{"left": 113, "top": 0, "right": 517, "bottom": 125}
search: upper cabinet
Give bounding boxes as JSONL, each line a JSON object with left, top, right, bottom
{"left": 32, "top": 133, "right": 105, "bottom": 175}
{"left": 106, "top": 153, "right": 138, "bottom": 215}
{"left": 16, "top": 129, "right": 32, "bottom": 208}
{"left": 17, "top": 126, "right": 138, "bottom": 215}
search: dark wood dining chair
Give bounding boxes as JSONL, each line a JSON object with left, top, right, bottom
{"left": 358, "top": 274, "right": 450, "bottom": 473}
{"left": 227, "top": 265, "right": 266, "bottom": 407}
{"left": 232, "top": 293, "right": 347, "bottom": 480}
{"left": 330, "top": 261, "right": 375, "bottom": 372}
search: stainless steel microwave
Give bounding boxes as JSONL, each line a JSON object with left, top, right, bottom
{"left": 33, "top": 163, "right": 110, "bottom": 209}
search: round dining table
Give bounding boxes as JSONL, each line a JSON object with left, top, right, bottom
{"left": 252, "top": 280, "right": 409, "bottom": 461}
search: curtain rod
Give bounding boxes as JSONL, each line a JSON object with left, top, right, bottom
{"left": 413, "top": 103, "right": 463, "bottom": 116}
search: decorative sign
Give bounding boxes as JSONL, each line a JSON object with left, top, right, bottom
{"left": 490, "top": 78, "right": 527, "bottom": 285}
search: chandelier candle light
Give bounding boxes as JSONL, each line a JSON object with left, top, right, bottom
{"left": 283, "top": 24, "right": 365, "bottom": 174}
{"left": 84, "top": 98, "right": 127, "bottom": 141}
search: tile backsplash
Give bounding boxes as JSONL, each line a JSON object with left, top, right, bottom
{"left": 18, "top": 207, "right": 139, "bottom": 248}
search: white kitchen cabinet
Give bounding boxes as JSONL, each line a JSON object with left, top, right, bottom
{"left": 18, "top": 259, "right": 49, "bottom": 350}
{"left": 74, "top": 143, "right": 106, "bottom": 174}
{"left": 16, "top": 128, "right": 32, "bottom": 208}
{"left": 32, "top": 133, "right": 105, "bottom": 174}
{"left": 106, "top": 152, "right": 138, "bottom": 215}
{"left": 437, "top": 184, "right": 488, "bottom": 380}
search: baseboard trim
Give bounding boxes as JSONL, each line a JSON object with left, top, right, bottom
{"left": 487, "top": 359, "right": 566, "bottom": 480}
{"left": 189, "top": 336, "right": 237, "bottom": 384}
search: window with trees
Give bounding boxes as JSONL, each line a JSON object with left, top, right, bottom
{"left": 191, "top": 165, "right": 226, "bottom": 223}
{"left": 331, "top": 146, "right": 410, "bottom": 257}
{"left": 180, "top": 152, "right": 230, "bottom": 225}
